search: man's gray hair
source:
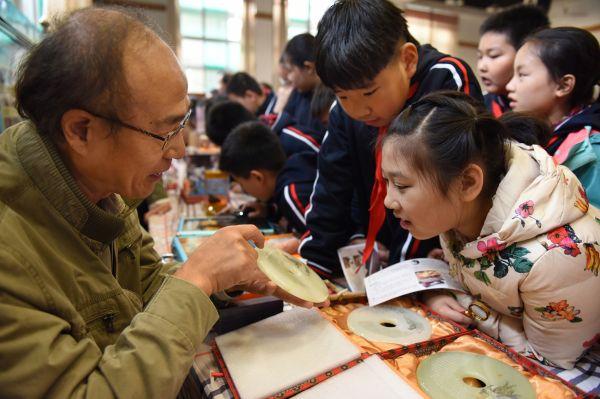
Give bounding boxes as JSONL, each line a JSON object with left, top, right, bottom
{"left": 15, "top": 7, "right": 159, "bottom": 142}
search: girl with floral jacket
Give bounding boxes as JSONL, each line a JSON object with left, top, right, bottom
{"left": 381, "top": 91, "right": 600, "bottom": 369}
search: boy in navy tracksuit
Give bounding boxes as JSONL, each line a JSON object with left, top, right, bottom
{"left": 278, "top": 116, "right": 324, "bottom": 156}
{"left": 477, "top": 5, "right": 549, "bottom": 117}
{"left": 226, "top": 72, "right": 277, "bottom": 118}
{"left": 209, "top": 85, "right": 333, "bottom": 157}
{"left": 272, "top": 89, "right": 324, "bottom": 135}
{"left": 277, "top": 84, "right": 334, "bottom": 155}
{"left": 299, "top": 0, "right": 483, "bottom": 277}
{"left": 219, "top": 121, "right": 316, "bottom": 234}
{"left": 205, "top": 101, "right": 255, "bottom": 146}
{"left": 205, "top": 99, "right": 322, "bottom": 156}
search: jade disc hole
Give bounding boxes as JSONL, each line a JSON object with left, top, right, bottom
{"left": 462, "top": 377, "right": 486, "bottom": 388}
{"left": 380, "top": 321, "right": 396, "bottom": 328}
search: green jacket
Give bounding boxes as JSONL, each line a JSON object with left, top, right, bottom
{"left": 0, "top": 122, "right": 219, "bottom": 398}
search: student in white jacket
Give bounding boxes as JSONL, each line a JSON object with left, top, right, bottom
{"left": 380, "top": 91, "right": 600, "bottom": 369}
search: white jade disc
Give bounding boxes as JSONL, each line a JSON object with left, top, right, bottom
{"left": 347, "top": 305, "right": 432, "bottom": 345}
{"left": 417, "top": 351, "right": 536, "bottom": 399}
{"left": 256, "top": 246, "right": 329, "bottom": 303}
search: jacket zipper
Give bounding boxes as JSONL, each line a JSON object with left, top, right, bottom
{"left": 110, "top": 241, "right": 117, "bottom": 277}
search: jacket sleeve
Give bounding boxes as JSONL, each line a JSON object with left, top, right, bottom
{"left": 0, "top": 248, "right": 219, "bottom": 399}
{"left": 272, "top": 90, "right": 299, "bottom": 135}
{"left": 518, "top": 244, "right": 600, "bottom": 369}
{"left": 299, "top": 105, "right": 355, "bottom": 276}
{"left": 137, "top": 226, "right": 177, "bottom": 305}
{"left": 441, "top": 234, "right": 598, "bottom": 369}
{"left": 562, "top": 132, "right": 600, "bottom": 209}
{"left": 348, "top": 190, "right": 366, "bottom": 241}
{"left": 419, "top": 57, "right": 483, "bottom": 103}
{"left": 279, "top": 126, "right": 321, "bottom": 156}
{"left": 277, "top": 182, "right": 312, "bottom": 235}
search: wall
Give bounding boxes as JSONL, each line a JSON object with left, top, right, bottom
{"left": 42, "top": 0, "right": 600, "bottom": 91}
{"left": 252, "top": 0, "right": 275, "bottom": 85}
{"left": 88, "top": 0, "right": 177, "bottom": 48}
{"left": 393, "top": 0, "right": 600, "bottom": 90}
{"left": 395, "top": 1, "right": 487, "bottom": 87}
{"left": 47, "top": 0, "right": 91, "bottom": 17}
{"left": 549, "top": 0, "right": 600, "bottom": 40}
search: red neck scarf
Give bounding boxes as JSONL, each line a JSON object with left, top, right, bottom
{"left": 362, "top": 83, "right": 419, "bottom": 264}
{"left": 362, "top": 126, "right": 389, "bottom": 264}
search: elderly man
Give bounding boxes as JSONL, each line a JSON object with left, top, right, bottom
{"left": 0, "top": 7, "right": 315, "bottom": 398}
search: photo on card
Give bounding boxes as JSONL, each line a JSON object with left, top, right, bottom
{"left": 414, "top": 269, "right": 445, "bottom": 288}
{"left": 337, "top": 243, "right": 381, "bottom": 292}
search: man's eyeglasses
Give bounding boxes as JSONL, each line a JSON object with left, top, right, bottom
{"left": 88, "top": 108, "right": 192, "bottom": 151}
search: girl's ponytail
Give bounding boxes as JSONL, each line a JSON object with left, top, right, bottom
{"left": 385, "top": 91, "right": 508, "bottom": 199}
{"left": 499, "top": 112, "right": 552, "bottom": 147}
{"left": 385, "top": 91, "right": 555, "bottom": 201}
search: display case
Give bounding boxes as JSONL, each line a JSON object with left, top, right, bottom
{"left": 0, "top": 0, "right": 42, "bottom": 132}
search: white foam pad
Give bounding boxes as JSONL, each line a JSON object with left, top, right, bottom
{"left": 215, "top": 308, "right": 361, "bottom": 399}
{"left": 296, "top": 355, "right": 422, "bottom": 399}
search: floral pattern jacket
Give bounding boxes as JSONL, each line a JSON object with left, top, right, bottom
{"left": 441, "top": 143, "right": 600, "bottom": 369}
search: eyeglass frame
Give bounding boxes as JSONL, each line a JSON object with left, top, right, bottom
{"left": 87, "top": 108, "right": 192, "bottom": 151}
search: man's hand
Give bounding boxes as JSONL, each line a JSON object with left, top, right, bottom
{"left": 174, "top": 225, "right": 265, "bottom": 295}
{"left": 422, "top": 291, "right": 472, "bottom": 326}
{"left": 173, "top": 225, "right": 321, "bottom": 308}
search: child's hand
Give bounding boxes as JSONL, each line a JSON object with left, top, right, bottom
{"left": 230, "top": 181, "right": 243, "bottom": 193}
{"left": 347, "top": 238, "right": 390, "bottom": 263}
{"left": 242, "top": 201, "right": 268, "bottom": 218}
{"left": 423, "top": 291, "right": 472, "bottom": 326}
{"left": 427, "top": 248, "right": 445, "bottom": 261}
{"left": 267, "top": 237, "right": 300, "bottom": 254}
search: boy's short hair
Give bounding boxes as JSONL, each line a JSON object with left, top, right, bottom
{"left": 226, "top": 72, "right": 262, "bottom": 96}
{"left": 219, "top": 121, "right": 286, "bottom": 178}
{"left": 205, "top": 101, "right": 255, "bottom": 146}
{"left": 479, "top": 5, "right": 549, "bottom": 49}
{"left": 220, "top": 72, "right": 232, "bottom": 87}
{"left": 315, "top": 0, "right": 418, "bottom": 90}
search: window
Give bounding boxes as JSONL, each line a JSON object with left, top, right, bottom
{"left": 18, "top": 0, "right": 45, "bottom": 29}
{"left": 0, "top": 0, "right": 44, "bottom": 132}
{"left": 286, "top": 0, "right": 334, "bottom": 40}
{"left": 179, "top": 0, "right": 244, "bottom": 94}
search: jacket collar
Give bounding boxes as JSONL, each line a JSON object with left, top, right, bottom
{"left": 16, "top": 122, "right": 130, "bottom": 244}
{"left": 444, "top": 142, "right": 589, "bottom": 260}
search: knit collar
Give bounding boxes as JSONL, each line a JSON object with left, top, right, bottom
{"left": 16, "top": 122, "right": 131, "bottom": 244}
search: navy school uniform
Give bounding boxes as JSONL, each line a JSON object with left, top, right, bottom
{"left": 546, "top": 102, "right": 600, "bottom": 208}
{"left": 274, "top": 111, "right": 325, "bottom": 156}
{"left": 257, "top": 90, "right": 277, "bottom": 118}
{"left": 484, "top": 93, "right": 510, "bottom": 118}
{"left": 547, "top": 102, "right": 600, "bottom": 155}
{"left": 272, "top": 89, "right": 326, "bottom": 136}
{"left": 299, "top": 44, "right": 484, "bottom": 277}
{"left": 271, "top": 151, "right": 317, "bottom": 235}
